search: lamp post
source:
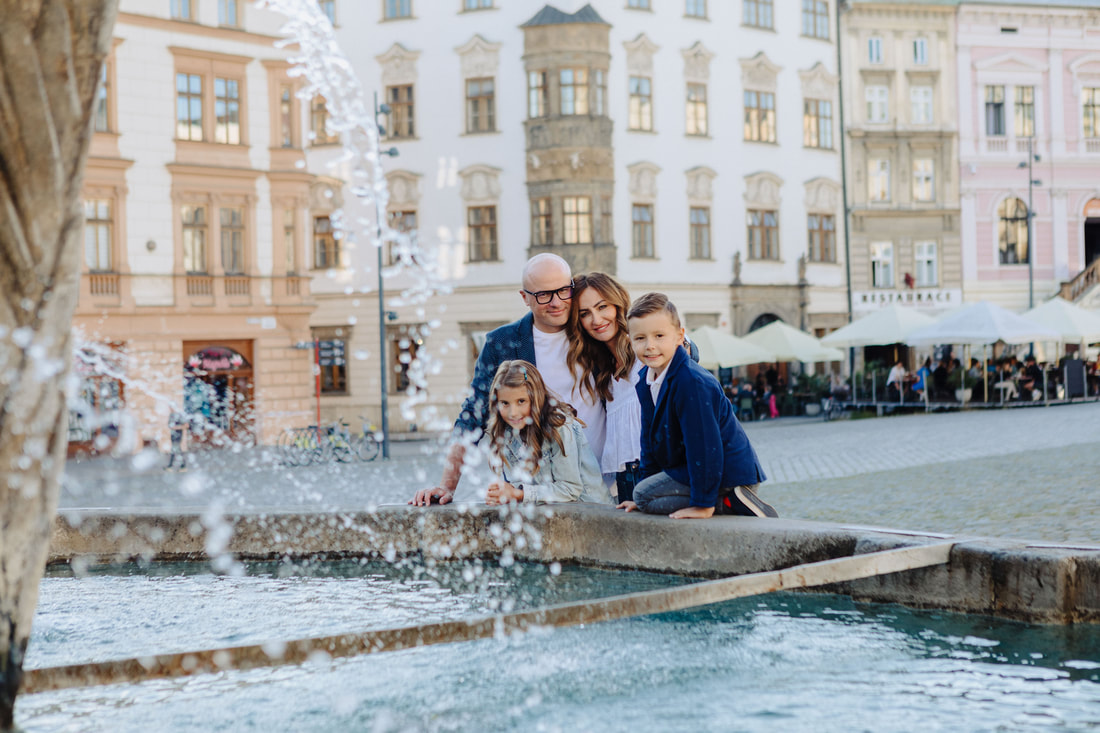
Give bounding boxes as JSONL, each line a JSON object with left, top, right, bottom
{"left": 1018, "top": 137, "right": 1041, "bottom": 356}
{"left": 373, "top": 91, "right": 399, "bottom": 459}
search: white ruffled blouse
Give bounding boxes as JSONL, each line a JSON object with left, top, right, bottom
{"left": 600, "top": 360, "right": 643, "bottom": 474}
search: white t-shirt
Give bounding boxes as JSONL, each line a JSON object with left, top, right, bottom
{"left": 647, "top": 362, "right": 671, "bottom": 406}
{"left": 532, "top": 327, "right": 607, "bottom": 463}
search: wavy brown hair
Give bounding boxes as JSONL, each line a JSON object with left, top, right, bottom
{"left": 567, "top": 272, "right": 635, "bottom": 403}
{"left": 485, "top": 360, "right": 574, "bottom": 473}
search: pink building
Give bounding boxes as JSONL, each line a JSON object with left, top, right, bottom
{"left": 957, "top": 0, "right": 1100, "bottom": 310}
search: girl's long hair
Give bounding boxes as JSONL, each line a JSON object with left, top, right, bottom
{"left": 485, "top": 360, "right": 573, "bottom": 473}
{"left": 567, "top": 272, "right": 634, "bottom": 403}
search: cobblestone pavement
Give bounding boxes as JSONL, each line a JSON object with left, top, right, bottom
{"left": 61, "top": 401, "right": 1100, "bottom": 545}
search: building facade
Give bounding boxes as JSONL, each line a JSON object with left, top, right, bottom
{"left": 840, "top": 0, "right": 963, "bottom": 330}
{"left": 957, "top": 0, "right": 1100, "bottom": 310}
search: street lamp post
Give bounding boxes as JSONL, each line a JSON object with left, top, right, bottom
{"left": 1018, "top": 137, "right": 1041, "bottom": 357}
{"left": 373, "top": 92, "right": 399, "bottom": 460}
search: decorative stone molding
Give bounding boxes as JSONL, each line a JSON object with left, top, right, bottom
{"left": 974, "top": 51, "right": 1048, "bottom": 74}
{"left": 799, "top": 62, "right": 837, "bottom": 101}
{"left": 385, "top": 170, "right": 422, "bottom": 209}
{"left": 744, "top": 171, "right": 783, "bottom": 209}
{"left": 623, "top": 33, "right": 660, "bottom": 77}
{"left": 685, "top": 166, "right": 717, "bottom": 204}
{"left": 309, "top": 179, "right": 343, "bottom": 210}
{"left": 681, "top": 41, "right": 714, "bottom": 84}
{"left": 376, "top": 43, "right": 420, "bottom": 87}
{"left": 627, "top": 162, "right": 661, "bottom": 203}
{"left": 458, "top": 164, "right": 502, "bottom": 203}
{"left": 740, "top": 52, "right": 782, "bottom": 93}
{"left": 1069, "top": 54, "right": 1100, "bottom": 98}
{"left": 455, "top": 35, "right": 502, "bottom": 79}
{"left": 803, "top": 177, "right": 842, "bottom": 214}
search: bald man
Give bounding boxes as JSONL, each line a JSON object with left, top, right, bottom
{"left": 410, "top": 253, "right": 607, "bottom": 506}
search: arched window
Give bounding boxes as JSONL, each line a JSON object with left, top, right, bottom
{"left": 998, "top": 197, "right": 1029, "bottom": 265}
{"left": 749, "top": 313, "right": 781, "bottom": 333}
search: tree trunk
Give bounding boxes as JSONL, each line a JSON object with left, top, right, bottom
{"left": 0, "top": 0, "right": 118, "bottom": 728}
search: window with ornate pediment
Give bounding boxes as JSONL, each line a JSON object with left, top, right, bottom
{"left": 683, "top": 42, "right": 714, "bottom": 137}
{"left": 744, "top": 171, "right": 783, "bottom": 261}
{"left": 625, "top": 34, "right": 659, "bottom": 132}
{"left": 459, "top": 165, "right": 501, "bottom": 262}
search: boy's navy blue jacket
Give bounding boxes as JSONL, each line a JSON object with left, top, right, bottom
{"left": 454, "top": 312, "right": 536, "bottom": 438}
{"left": 636, "top": 345, "right": 766, "bottom": 508}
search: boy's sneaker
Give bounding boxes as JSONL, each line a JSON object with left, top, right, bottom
{"left": 733, "top": 485, "right": 778, "bottom": 518}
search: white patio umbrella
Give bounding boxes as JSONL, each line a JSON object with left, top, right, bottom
{"left": 1021, "top": 297, "right": 1100, "bottom": 344}
{"left": 688, "top": 326, "right": 774, "bottom": 369}
{"left": 743, "top": 321, "right": 845, "bottom": 363}
{"left": 905, "top": 301, "right": 1058, "bottom": 346}
{"left": 821, "top": 304, "right": 937, "bottom": 348}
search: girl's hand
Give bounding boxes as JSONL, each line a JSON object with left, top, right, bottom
{"left": 617, "top": 501, "right": 639, "bottom": 512}
{"left": 670, "top": 506, "right": 715, "bottom": 519}
{"left": 487, "top": 480, "right": 521, "bottom": 504}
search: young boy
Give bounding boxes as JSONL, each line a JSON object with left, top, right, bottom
{"left": 619, "top": 293, "right": 776, "bottom": 519}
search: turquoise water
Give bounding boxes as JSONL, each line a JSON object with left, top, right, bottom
{"left": 20, "top": 561, "right": 1100, "bottom": 732}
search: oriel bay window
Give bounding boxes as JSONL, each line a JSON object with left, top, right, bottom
{"left": 560, "top": 68, "right": 589, "bottom": 116}
{"left": 563, "top": 196, "right": 592, "bottom": 245}
{"left": 468, "top": 205, "right": 498, "bottom": 262}
{"left": 531, "top": 197, "right": 552, "bottom": 246}
{"left": 747, "top": 209, "right": 778, "bottom": 260}
{"left": 182, "top": 205, "right": 208, "bottom": 273}
{"left": 528, "top": 70, "right": 548, "bottom": 118}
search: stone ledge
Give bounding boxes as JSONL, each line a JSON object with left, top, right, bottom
{"left": 50, "top": 504, "right": 1100, "bottom": 625}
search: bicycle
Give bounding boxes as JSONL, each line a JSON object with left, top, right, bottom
{"left": 821, "top": 395, "right": 845, "bottom": 422}
{"left": 321, "top": 421, "right": 355, "bottom": 463}
{"left": 350, "top": 415, "right": 381, "bottom": 462}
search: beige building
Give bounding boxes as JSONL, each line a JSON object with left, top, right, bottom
{"left": 72, "top": 2, "right": 318, "bottom": 453}
{"left": 840, "top": 0, "right": 962, "bottom": 364}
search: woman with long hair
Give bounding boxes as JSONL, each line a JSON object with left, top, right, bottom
{"left": 567, "top": 272, "right": 643, "bottom": 503}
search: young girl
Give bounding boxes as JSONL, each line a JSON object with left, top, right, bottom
{"left": 483, "top": 360, "right": 610, "bottom": 506}
{"left": 567, "top": 272, "right": 643, "bottom": 504}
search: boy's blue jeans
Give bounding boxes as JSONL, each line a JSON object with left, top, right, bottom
{"left": 633, "top": 471, "right": 697, "bottom": 515}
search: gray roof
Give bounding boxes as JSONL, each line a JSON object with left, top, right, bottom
{"left": 521, "top": 4, "right": 610, "bottom": 27}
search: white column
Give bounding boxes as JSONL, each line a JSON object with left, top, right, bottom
{"left": 1051, "top": 189, "right": 1070, "bottom": 282}
{"left": 1049, "top": 48, "right": 1065, "bottom": 157}
{"left": 957, "top": 46, "right": 975, "bottom": 158}
{"left": 960, "top": 191, "right": 978, "bottom": 289}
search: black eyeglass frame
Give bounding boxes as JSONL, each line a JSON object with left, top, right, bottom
{"left": 523, "top": 280, "right": 575, "bottom": 305}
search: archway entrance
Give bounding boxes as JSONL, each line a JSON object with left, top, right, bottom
{"left": 1084, "top": 199, "right": 1100, "bottom": 267}
{"left": 183, "top": 341, "right": 255, "bottom": 446}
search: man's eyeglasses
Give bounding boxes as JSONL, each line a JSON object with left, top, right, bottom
{"left": 523, "top": 281, "right": 574, "bottom": 305}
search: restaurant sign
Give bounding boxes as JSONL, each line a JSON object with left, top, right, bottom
{"left": 852, "top": 288, "right": 962, "bottom": 311}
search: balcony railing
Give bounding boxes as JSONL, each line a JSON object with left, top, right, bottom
{"left": 186, "top": 275, "right": 213, "bottom": 297}
{"left": 224, "top": 276, "right": 250, "bottom": 296}
{"left": 1086, "top": 138, "right": 1100, "bottom": 154}
{"left": 1060, "top": 258, "right": 1100, "bottom": 303}
{"left": 986, "top": 137, "right": 1008, "bottom": 153}
{"left": 88, "top": 272, "right": 119, "bottom": 296}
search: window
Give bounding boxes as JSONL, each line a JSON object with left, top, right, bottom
{"left": 319, "top": 0, "right": 335, "bottom": 23}
{"left": 912, "top": 159, "right": 934, "bottom": 203}
{"left": 284, "top": 209, "right": 297, "bottom": 274}
{"left": 629, "top": 77, "right": 653, "bottom": 131}
{"left": 218, "top": 0, "right": 239, "bottom": 26}
{"left": 803, "top": 99, "right": 833, "bottom": 148}
{"left": 915, "top": 241, "right": 937, "bottom": 286}
{"left": 311, "top": 95, "right": 337, "bottom": 144}
{"left": 531, "top": 198, "right": 552, "bottom": 246}
{"left": 312, "top": 331, "right": 347, "bottom": 395}
{"left": 468, "top": 206, "right": 498, "bottom": 261}
{"left": 690, "top": 207, "right": 711, "bottom": 259}
{"left": 802, "top": 0, "right": 829, "bottom": 40}
{"left": 182, "top": 205, "right": 207, "bottom": 273}
{"left": 279, "top": 86, "right": 293, "bottom": 147}
{"left": 868, "top": 159, "right": 890, "bottom": 202}
{"left": 171, "top": 0, "right": 193, "bottom": 20}
{"left": 1085, "top": 88, "right": 1100, "bottom": 138}
{"left": 387, "top": 210, "right": 417, "bottom": 265}
{"left": 464, "top": 0, "right": 492, "bottom": 8}
{"left": 747, "top": 210, "right": 779, "bottom": 260}
{"left": 594, "top": 70, "right": 606, "bottom": 116}
{"left": 998, "top": 198, "right": 1029, "bottom": 265}
{"left": 563, "top": 196, "right": 593, "bottom": 245}
{"left": 214, "top": 78, "right": 241, "bottom": 144}
{"left": 686, "top": 0, "right": 707, "bottom": 18}
{"left": 985, "top": 85, "right": 1005, "bottom": 136}
{"left": 313, "top": 215, "right": 339, "bottom": 269}
{"left": 528, "top": 71, "right": 548, "bottom": 119}
{"left": 176, "top": 73, "right": 203, "bottom": 141}
{"left": 743, "top": 0, "right": 773, "bottom": 28}
{"left": 466, "top": 78, "right": 495, "bottom": 133}
{"left": 868, "top": 37, "right": 883, "bottom": 65}
{"left": 384, "top": 0, "right": 411, "bottom": 19}
{"left": 220, "top": 207, "right": 244, "bottom": 274}
{"left": 686, "top": 83, "right": 708, "bottom": 136}
{"left": 913, "top": 37, "right": 928, "bottom": 66}
{"left": 94, "top": 65, "right": 109, "bottom": 133}
{"left": 386, "top": 84, "right": 415, "bottom": 138}
{"left": 628, "top": 0, "right": 651, "bottom": 8}
{"left": 744, "top": 90, "right": 776, "bottom": 143}
{"left": 391, "top": 326, "right": 424, "bottom": 394}
{"left": 910, "top": 86, "right": 933, "bottom": 124}
{"left": 866, "top": 85, "right": 888, "bottom": 123}
{"left": 1015, "top": 86, "right": 1034, "bottom": 138}
{"left": 871, "top": 242, "right": 893, "bottom": 288}
{"left": 807, "top": 214, "right": 835, "bottom": 263}
{"left": 600, "top": 196, "right": 613, "bottom": 243}
{"left": 83, "top": 199, "right": 112, "bottom": 271}
{"left": 632, "top": 204, "right": 654, "bottom": 258}
{"left": 560, "top": 68, "right": 589, "bottom": 116}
